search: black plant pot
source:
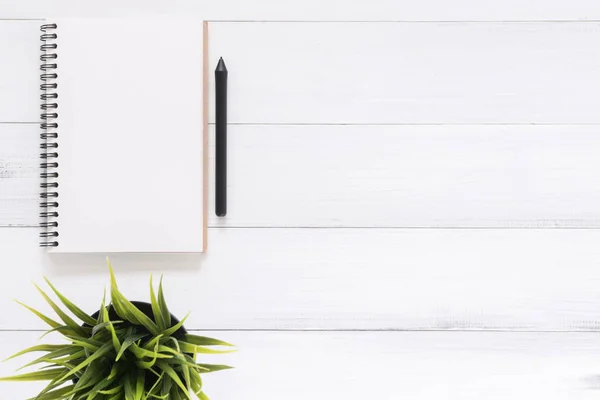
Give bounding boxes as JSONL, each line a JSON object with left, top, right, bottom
{"left": 78, "top": 301, "right": 189, "bottom": 388}
{"left": 87, "top": 300, "right": 188, "bottom": 338}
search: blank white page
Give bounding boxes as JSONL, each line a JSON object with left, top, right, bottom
{"left": 50, "top": 19, "right": 207, "bottom": 253}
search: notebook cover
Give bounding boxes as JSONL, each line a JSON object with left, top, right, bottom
{"left": 40, "top": 18, "right": 208, "bottom": 253}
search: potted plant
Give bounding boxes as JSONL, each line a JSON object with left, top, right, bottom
{"left": 0, "top": 260, "right": 234, "bottom": 399}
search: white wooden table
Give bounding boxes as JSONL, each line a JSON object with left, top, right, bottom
{"left": 2, "top": 2, "right": 600, "bottom": 398}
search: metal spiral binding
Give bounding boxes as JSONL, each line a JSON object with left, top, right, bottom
{"left": 40, "top": 23, "right": 59, "bottom": 247}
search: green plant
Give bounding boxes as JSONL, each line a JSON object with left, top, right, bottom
{"left": 0, "top": 260, "right": 234, "bottom": 400}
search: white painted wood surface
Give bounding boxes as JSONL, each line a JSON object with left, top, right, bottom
{"left": 0, "top": 21, "right": 38, "bottom": 122}
{"left": 7, "top": 123, "right": 600, "bottom": 228}
{"left": 2, "top": 14, "right": 600, "bottom": 398}
{"left": 9, "top": 22, "right": 600, "bottom": 124}
{"left": 209, "top": 125, "right": 600, "bottom": 227}
{"left": 2, "top": 0, "right": 600, "bottom": 21}
{"left": 4, "top": 227, "right": 600, "bottom": 331}
{"left": 0, "top": 124, "right": 37, "bottom": 226}
{"left": 209, "top": 22, "right": 600, "bottom": 124}
{"left": 2, "top": 331, "right": 600, "bottom": 400}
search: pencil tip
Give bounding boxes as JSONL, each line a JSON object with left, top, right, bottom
{"left": 216, "top": 57, "right": 228, "bottom": 72}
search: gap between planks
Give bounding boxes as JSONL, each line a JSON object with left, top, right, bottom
{"left": 8, "top": 225, "right": 600, "bottom": 230}
{"left": 10, "top": 122, "right": 600, "bottom": 126}
{"left": 8, "top": 18, "right": 600, "bottom": 23}
{"left": 3, "top": 328, "right": 600, "bottom": 333}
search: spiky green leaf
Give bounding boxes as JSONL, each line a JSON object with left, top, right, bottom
{"left": 190, "top": 369, "right": 202, "bottom": 395}
{"left": 101, "top": 303, "right": 121, "bottom": 352}
{"left": 108, "top": 266, "right": 160, "bottom": 335}
{"left": 3, "top": 344, "right": 68, "bottom": 362}
{"left": 54, "top": 342, "right": 113, "bottom": 384}
{"left": 0, "top": 368, "right": 66, "bottom": 382}
{"left": 198, "top": 392, "right": 210, "bottom": 400}
{"left": 15, "top": 301, "right": 74, "bottom": 335}
{"left": 149, "top": 276, "right": 167, "bottom": 332}
{"left": 79, "top": 375, "right": 112, "bottom": 400}
{"left": 127, "top": 342, "right": 172, "bottom": 360}
{"left": 98, "top": 385, "right": 123, "bottom": 395}
{"left": 195, "top": 364, "right": 234, "bottom": 374}
{"left": 155, "top": 361, "right": 191, "bottom": 400}
{"left": 26, "top": 384, "right": 76, "bottom": 400}
{"left": 33, "top": 283, "right": 88, "bottom": 336}
{"left": 142, "top": 334, "right": 163, "bottom": 352}
{"left": 178, "top": 342, "right": 236, "bottom": 355}
{"left": 184, "top": 335, "right": 234, "bottom": 347}
{"left": 135, "top": 369, "right": 144, "bottom": 400}
{"left": 18, "top": 349, "right": 85, "bottom": 371}
{"left": 160, "top": 376, "right": 172, "bottom": 398}
{"left": 116, "top": 332, "right": 148, "bottom": 361}
{"left": 43, "top": 277, "right": 97, "bottom": 326}
{"left": 157, "top": 277, "right": 171, "bottom": 329}
{"left": 160, "top": 313, "right": 188, "bottom": 337}
{"left": 124, "top": 371, "right": 134, "bottom": 400}
{"left": 72, "top": 358, "right": 107, "bottom": 392}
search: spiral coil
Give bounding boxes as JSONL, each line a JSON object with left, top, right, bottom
{"left": 40, "top": 23, "right": 59, "bottom": 247}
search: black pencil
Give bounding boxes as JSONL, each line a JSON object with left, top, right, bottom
{"left": 215, "top": 57, "right": 228, "bottom": 217}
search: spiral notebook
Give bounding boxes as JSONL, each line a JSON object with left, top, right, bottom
{"left": 39, "top": 19, "right": 208, "bottom": 253}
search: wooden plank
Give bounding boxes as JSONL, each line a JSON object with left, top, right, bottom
{"left": 0, "top": 124, "right": 38, "bottom": 226}
{"left": 6, "top": 20, "right": 600, "bottom": 124}
{"left": 4, "top": 227, "right": 600, "bottom": 331}
{"left": 2, "top": 330, "right": 600, "bottom": 399}
{"left": 0, "top": 21, "right": 39, "bottom": 122}
{"left": 7, "top": 124, "right": 600, "bottom": 228}
{"left": 206, "top": 125, "right": 600, "bottom": 228}
{"left": 3, "top": 1, "right": 600, "bottom": 21}
{"left": 209, "top": 22, "right": 600, "bottom": 124}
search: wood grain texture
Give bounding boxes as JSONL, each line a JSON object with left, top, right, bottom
{"left": 2, "top": 330, "right": 600, "bottom": 399}
{"left": 209, "top": 21, "right": 600, "bottom": 124}
{"left": 0, "top": 124, "right": 38, "bottom": 226}
{"left": 1, "top": 13, "right": 600, "bottom": 399}
{"left": 8, "top": 21, "right": 600, "bottom": 124}
{"left": 7, "top": 124, "right": 600, "bottom": 228}
{"left": 207, "top": 125, "right": 600, "bottom": 228}
{"left": 4, "top": 227, "right": 600, "bottom": 331}
{"left": 2, "top": 0, "right": 600, "bottom": 21}
{"left": 0, "top": 21, "right": 39, "bottom": 122}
